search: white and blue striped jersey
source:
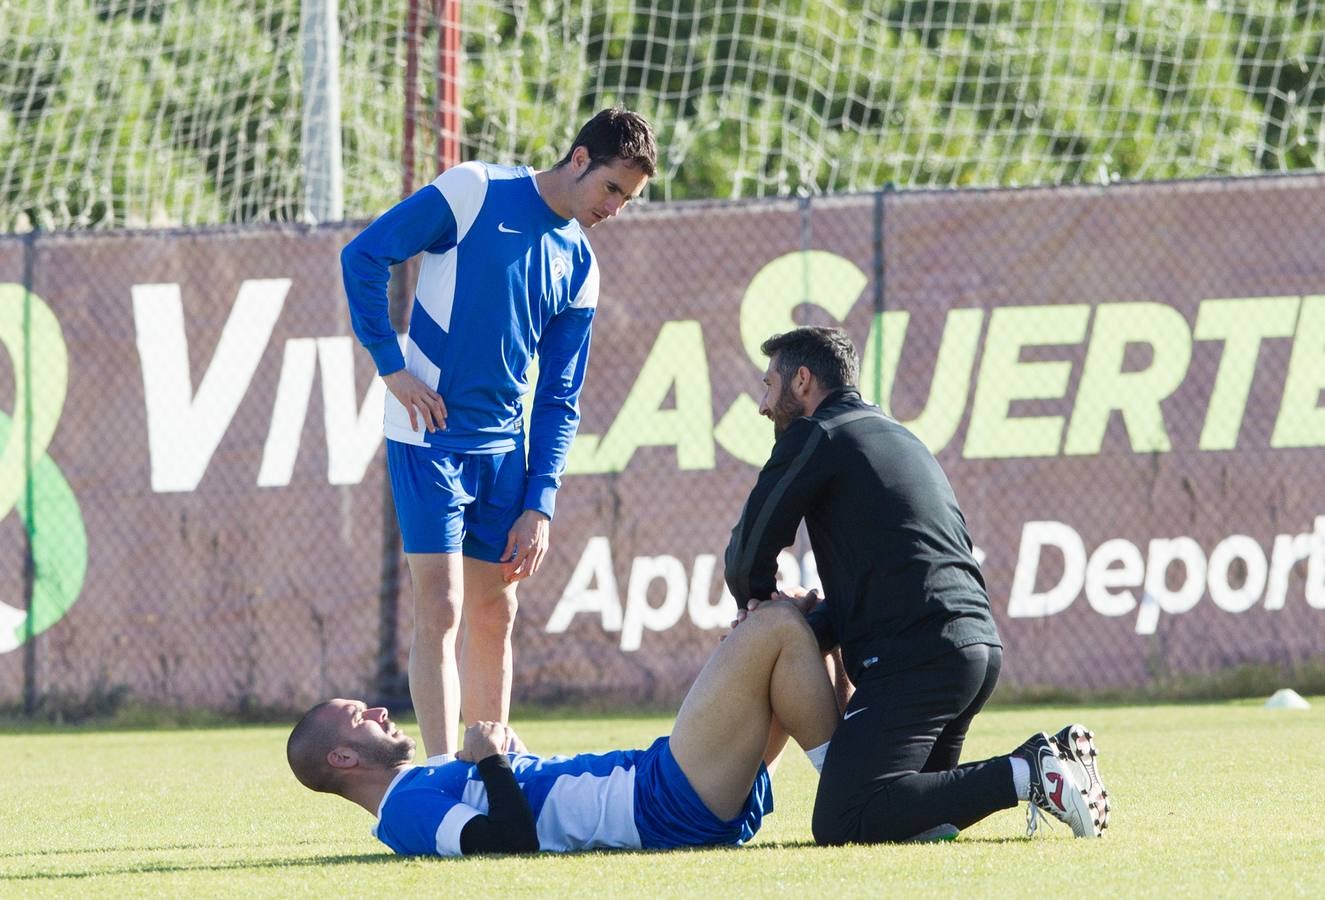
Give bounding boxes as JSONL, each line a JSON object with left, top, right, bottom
{"left": 375, "top": 747, "right": 645, "bottom": 856}
{"left": 341, "top": 162, "right": 599, "bottom": 518}
{"left": 372, "top": 737, "right": 773, "bottom": 857}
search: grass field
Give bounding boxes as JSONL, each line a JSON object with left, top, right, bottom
{"left": 3, "top": 699, "right": 1322, "bottom": 898}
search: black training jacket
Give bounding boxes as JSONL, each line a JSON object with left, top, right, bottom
{"left": 724, "top": 389, "right": 1000, "bottom": 682}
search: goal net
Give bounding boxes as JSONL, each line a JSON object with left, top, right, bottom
{"left": 3, "top": 0, "right": 1324, "bottom": 230}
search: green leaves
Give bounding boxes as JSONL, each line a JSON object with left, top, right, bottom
{"left": 2, "top": 0, "right": 1323, "bottom": 228}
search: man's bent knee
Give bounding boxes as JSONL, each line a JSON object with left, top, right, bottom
{"left": 813, "top": 785, "right": 924, "bottom": 844}
{"left": 811, "top": 803, "right": 856, "bottom": 846}
{"left": 812, "top": 765, "right": 878, "bottom": 846}
{"left": 743, "top": 599, "right": 815, "bottom": 643}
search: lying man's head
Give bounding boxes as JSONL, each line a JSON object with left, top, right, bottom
{"left": 287, "top": 699, "right": 416, "bottom": 795}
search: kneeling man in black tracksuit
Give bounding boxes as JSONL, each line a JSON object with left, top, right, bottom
{"left": 725, "top": 325, "right": 1111, "bottom": 843}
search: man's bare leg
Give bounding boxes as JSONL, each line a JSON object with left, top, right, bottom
{"left": 458, "top": 557, "right": 519, "bottom": 727}
{"left": 763, "top": 647, "right": 854, "bottom": 772}
{"left": 406, "top": 552, "right": 465, "bottom": 757}
{"left": 669, "top": 602, "right": 838, "bottom": 820}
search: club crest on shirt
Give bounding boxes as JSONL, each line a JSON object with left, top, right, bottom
{"left": 550, "top": 254, "right": 569, "bottom": 281}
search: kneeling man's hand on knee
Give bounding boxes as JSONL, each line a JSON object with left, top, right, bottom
{"left": 770, "top": 586, "right": 820, "bottom": 616}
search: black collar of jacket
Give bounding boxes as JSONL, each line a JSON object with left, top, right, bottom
{"left": 812, "top": 386, "right": 864, "bottom": 417}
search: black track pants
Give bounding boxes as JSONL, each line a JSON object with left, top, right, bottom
{"left": 811, "top": 643, "right": 1018, "bottom": 844}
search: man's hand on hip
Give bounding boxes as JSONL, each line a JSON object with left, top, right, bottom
{"left": 502, "top": 509, "right": 550, "bottom": 583}
{"left": 383, "top": 369, "right": 447, "bottom": 433}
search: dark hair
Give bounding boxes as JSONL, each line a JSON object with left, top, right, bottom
{"left": 556, "top": 107, "right": 657, "bottom": 177}
{"left": 760, "top": 326, "right": 859, "bottom": 391}
{"left": 287, "top": 701, "right": 341, "bottom": 794}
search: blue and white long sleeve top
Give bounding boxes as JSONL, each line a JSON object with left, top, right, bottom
{"left": 341, "top": 161, "right": 599, "bottom": 518}
{"left": 375, "top": 749, "right": 645, "bottom": 856}
{"left": 372, "top": 739, "right": 769, "bottom": 857}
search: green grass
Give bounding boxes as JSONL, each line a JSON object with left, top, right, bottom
{"left": 2, "top": 700, "right": 1322, "bottom": 898}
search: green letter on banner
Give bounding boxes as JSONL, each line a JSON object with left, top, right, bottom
{"left": 864, "top": 307, "right": 983, "bottom": 454}
{"left": 576, "top": 320, "right": 714, "bottom": 473}
{"left": 1272, "top": 295, "right": 1325, "bottom": 448}
{"left": 715, "top": 251, "right": 867, "bottom": 466}
{"left": 0, "top": 284, "right": 87, "bottom": 653}
{"left": 1194, "top": 296, "right": 1299, "bottom": 451}
{"left": 1065, "top": 302, "right": 1192, "bottom": 455}
{"left": 965, "top": 305, "right": 1090, "bottom": 459}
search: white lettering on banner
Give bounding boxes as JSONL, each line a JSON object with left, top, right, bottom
{"left": 621, "top": 555, "right": 688, "bottom": 652}
{"left": 687, "top": 555, "right": 730, "bottom": 630}
{"left": 1264, "top": 533, "right": 1311, "bottom": 610}
{"left": 1008, "top": 516, "right": 1325, "bottom": 634}
{"left": 134, "top": 282, "right": 387, "bottom": 491}
{"left": 1084, "top": 538, "right": 1144, "bottom": 618}
{"left": 1310, "top": 518, "right": 1325, "bottom": 609}
{"left": 258, "top": 338, "right": 317, "bottom": 487}
{"left": 546, "top": 536, "right": 622, "bottom": 634}
{"left": 316, "top": 337, "right": 386, "bottom": 485}
{"left": 1207, "top": 535, "right": 1267, "bottom": 613}
{"left": 1009, "top": 521, "right": 1086, "bottom": 619}
{"left": 549, "top": 522, "right": 1324, "bottom": 650}
{"left": 775, "top": 549, "right": 800, "bottom": 591}
{"left": 1145, "top": 536, "right": 1206, "bottom": 616}
{"left": 800, "top": 551, "right": 821, "bottom": 594}
{"left": 546, "top": 539, "right": 814, "bottom": 651}
{"left": 130, "top": 267, "right": 1325, "bottom": 493}
{"left": 134, "top": 279, "right": 290, "bottom": 492}
{"left": 258, "top": 337, "right": 387, "bottom": 487}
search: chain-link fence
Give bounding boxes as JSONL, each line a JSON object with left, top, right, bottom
{"left": 2, "top": 172, "right": 1323, "bottom": 713}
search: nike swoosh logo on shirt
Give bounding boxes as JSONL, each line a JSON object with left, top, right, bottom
{"left": 842, "top": 707, "right": 869, "bottom": 721}
{"left": 497, "top": 222, "right": 521, "bottom": 234}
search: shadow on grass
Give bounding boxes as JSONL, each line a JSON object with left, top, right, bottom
{"left": 751, "top": 836, "right": 1029, "bottom": 849}
{"left": 0, "top": 838, "right": 359, "bottom": 861}
{"left": 6, "top": 833, "right": 1044, "bottom": 879}
{"left": 0, "top": 851, "right": 399, "bottom": 880}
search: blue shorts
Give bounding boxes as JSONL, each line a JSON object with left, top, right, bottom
{"left": 386, "top": 439, "right": 526, "bottom": 562}
{"left": 632, "top": 736, "right": 773, "bottom": 849}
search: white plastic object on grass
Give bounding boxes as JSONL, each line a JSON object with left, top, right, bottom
{"left": 1264, "top": 688, "right": 1311, "bottom": 710}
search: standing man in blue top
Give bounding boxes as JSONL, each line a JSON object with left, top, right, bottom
{"left": 342, "top": 108, "right": 657, "bottom": 757}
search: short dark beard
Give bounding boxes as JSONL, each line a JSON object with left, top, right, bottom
{"left": 354, "top": 734, "right": 416, "bottom": 768}
{"left": 771, "top": 383, "right": 806, "bottom": 434}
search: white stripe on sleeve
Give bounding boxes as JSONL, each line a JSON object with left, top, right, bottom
{"left": 435, "top": 803, "right": 481, "bottom": 857}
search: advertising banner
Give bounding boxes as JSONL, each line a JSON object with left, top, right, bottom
{"left": 2, "top": 174, "right": 1323, "bottom": 709}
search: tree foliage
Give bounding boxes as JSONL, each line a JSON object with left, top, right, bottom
{"left": 2, "top": 0, "right": 1323, "bottom": 229}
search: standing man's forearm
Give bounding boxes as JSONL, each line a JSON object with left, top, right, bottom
{"left": 523, "top": 307, "right": 594, "bottom": 519}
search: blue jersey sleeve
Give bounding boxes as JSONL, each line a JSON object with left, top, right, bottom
{"left": 341, "top": 185, "right": 460, "bottom": 376}
{"left": 376, "top": 788, "right": 479, "bottom": 857}
{"left": 524, "top": 305, "right": 595, "bottom": 517}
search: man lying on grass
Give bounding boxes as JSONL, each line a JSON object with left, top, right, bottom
{"left": 288, "top": 600, "right": 1109, "bottom": 856}
{"left": 287, "top": 600, "right": 838, "bottom": 856}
